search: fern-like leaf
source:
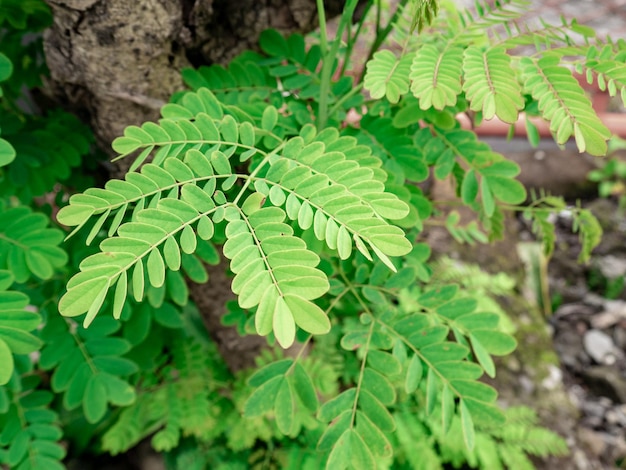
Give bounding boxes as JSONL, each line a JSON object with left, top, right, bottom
{"left": 0, "top": 202, "right": 68, "bottom": 282}
{"left": 583, "top": 45, "right": 626, "bottom": 107}
{"left": 410, "top": 0, "right": 440, "bottom": 34}
{"left": 39, "top": 314, "right": 137, "bottom": 423}
{"left": 462, "top": 46, "right": 523, "bottom": 123}
{"left": 59, "top": 102, "right": 412, "bottom": 334}
{"left": 223, "top": 206, "right": 330, "bottom": 348}
{"left": 0, "top": 270, "right": 42, "bottom": 385}
{"left": 520, "top": 56, "right": 611, "bottom": 156}
{"left": 0, "top": 376, "right": 65, "bottom": 470}
{"left": 261, "top": 129, "right": 412, "bottom": 268}
{"left": 318, "top": 324, "right": 395, "bottom": 469}
{"left": 364, "top": 50, "right": 412, "bottom": 104}
{"left": 0, "top": 111, "right": 92, "bottom": 201}
{"left": 58, "top": 153, "right": 219, "bottom": 324}
{"left": 410, "top": 45, "right": 464, "bottom": 109}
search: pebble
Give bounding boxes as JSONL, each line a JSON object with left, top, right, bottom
{"left": 581, "top": 400, "right": 607, "bottom": 420}
{"left": 596, "top": 255, "right": 626, "bottom": 279}
{"left": 578, "top": 428, "right": 608, "bottom": 456}
{"left": 518, "top": 374, "right": 535, "bottom": 394}
{"left": 541, "top": 365, "right": 563, "bottom": 390}
{"left": 554, "top": 303, "right": 596, "bottom": 319}
{"left": 591, "top": 311, "right": 621, "bottom": 329}
{"left": 583, "top": 293, "right": 607, "bottom": 308}
{"left": 615, "top": 327, "right": 626, "bottom": 350}
{"left": 604, "top": 299, "right": 626, "bottom": 318}
{"left": 583, "top": 329, "right": 617, "bottom": 364}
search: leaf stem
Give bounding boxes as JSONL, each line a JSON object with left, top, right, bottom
{"left": 327, "top": 82, "right": 364, "bottom": 117}
{"left": 358, "top": 0, "right": 410, "bottom": 84}
{"left": 336, "top": 268, "right": 380, "bottom": 427}
{"left": 316, "top": 0, "right": 328, "bottom": 56}
{"left": 232, "top": 141, "right": 285, "bottom": 205}
{"left": 317, "top": 0, "right": 360, "bottom": 130}
{"left": 286, "top": 287, "right": 349, "bottom": 375}
{"left": 340, "top": 1, "right": 375, "bottom": 76}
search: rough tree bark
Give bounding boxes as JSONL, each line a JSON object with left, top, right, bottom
{"left": 43, "top": 0, "right": 345, "bottom": 370}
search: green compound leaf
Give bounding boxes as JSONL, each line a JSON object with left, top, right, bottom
{"left": 364, "top": 50, "right": 412, "bottom": 104}
{"left": 410, "top": 45, "right": 463, "bottom": 110}
{"left": 263, "top": 132, "right": 412, "bottom": 268}
{"left": 0, "top": 204, "right": 68, "bottom": 283}
{"left": 463, "top": 46, "right": 523, "bottom": 123}
{"left": 0, "top": 275, "right": 42, "bottom": 384}
{"left": 521, "top": 56, "right": 610, "bottom": 156}
{"left": 223, "top": 207, "right": 329, "bottom": 348}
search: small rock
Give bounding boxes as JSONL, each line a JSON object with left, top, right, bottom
{"left": 555, "top": 303, "right": 595, "bottom": 319}
{"left": 581, "top": 400, "right": 607, "bottom": 419}
{"left": 616, "top": 405, "right": 626, "bottom": 426}
{"left": 604, "top": 299, "right": 626, "bottom": 318}
{"left": 605, "top": 409, "right": 620, "bottom": 425}
{"left": 581, "top": 366, "right": 626, "bottom": 403}
{"left": 518, "top": 374, "right": 535, "bottom": 394}
{"left": 541, "top": 365, "right": 563, "bottom": 390}
{"left": 568, "top": 384, "right": 586, "bottom": 408}
{"left": 596, "top": 255, "right": 626, "bottom": 279}
{"left": 591, "top": 311, "right": 621, "bottom": 329}
{"left": 583, "top": 329, "right": 616, "bottom": 364}
{"left": 614, "top": 328, "right": 626, "bottom": 350}
{"left": 578, "top": 427, "right": 608, "bottom": 456}
{"left": 598, "top": 396, "right": 613, "bottom": 408}
{"left": 584, "top": 293, "right": 608, "bottom": 308}
{"left": 582, "top": 414, "right": 604, "bottom": 428}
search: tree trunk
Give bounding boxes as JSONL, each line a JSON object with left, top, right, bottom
{"left": 43, "top": 0, "right": 344, "bottom": 371}
{"left": 43, "top": 0, "right": 344, "bottom": 150}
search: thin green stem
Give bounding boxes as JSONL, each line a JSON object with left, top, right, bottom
{"left": 340, "top": 1, "right": 375, "bottom": 76}
{"left": 336, "top": 268, "right": 379, "bottom": 427}
{"left": 316, "top": 0, "right": 328, "bottom": 56}
{"left": 327, "top": 82, "right": 364, "bottom": 117}
{"left": 317, "top": 0, "right": 360, "bottom": 130}
{"left": 232, "top": 141, "right": 285, "bottom": 205}
{"left": 285, "top": 288, "right": 349, "bottom": 374}
{"left": 350, "top": 321, "right": 375, "bottom": 427}
{"left": 357, "top": 0, "right": 410, "bottom": 84}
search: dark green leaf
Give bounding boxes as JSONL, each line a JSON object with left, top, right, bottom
{"left": 362, "top": 368, "right": 395, "bottom": 406}
{"left": 358, "top": 389, "right": 395, "bottom": 432}
{"left": 405, "top": 354, "right": 423, "bottom": 394}
{"left": 460, "top": 399, "right": 475, "bottom": 450}
{"left": 83, "top": 374, "right": 108, "bottom": 423}
{"left": 318, "top": 388, "right": 357, "bottom": 422}
{"left": 472, "top": 330, "right": 517, "bottom": 356}
{"left": 244, "top": 375, "right": 283, "bottom": 417}
{"left": 248, "top": 359, "right": 293, "bottom": 387}
{"left": 291, "top": 363, "right": 318, "bottom": 411}
{"left": 274, "top": 378, "right": 295, "bottom": 435}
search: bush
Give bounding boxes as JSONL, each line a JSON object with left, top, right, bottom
{"left": 1, "top": 0, "right": 620, "bottom": 468}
